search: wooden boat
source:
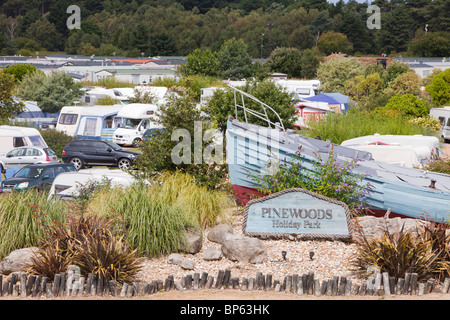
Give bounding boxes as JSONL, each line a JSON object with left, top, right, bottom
{"left": 225, "top": 86, "right": 450, "bottom": 223}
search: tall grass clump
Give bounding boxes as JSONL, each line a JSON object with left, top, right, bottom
{"left": 304, "top": 109, "right": 439, "bottom": 145}
{"left": 154, "top": 171, "right": 234, "bottom": 227}
{"left": 87, "top": 182, "right": 199, "bottom": 257}
{"left": 0, "top": 190, "right": 68, "bottom": 258}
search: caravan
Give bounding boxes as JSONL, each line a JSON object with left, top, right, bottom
{"left": 113, "top": 103, "right": 162, "bottom": 147}
{"left": 56, "top": 105, "right": 124, "bottom": 140}
{"left": 273, "top": 79, "right": 320, "bottom": 100}
{"left": 430, "top": 107, "right": 450, "bottom": 142}
{"left": 0, "top": 126, "right": 48, "bottom": 156}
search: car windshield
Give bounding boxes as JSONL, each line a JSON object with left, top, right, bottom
{"left": 15, "top": 167, "right": 44, "bottom": 178}
{"left": 122, "top": 118, "right": 141, "bottom": 129}
{"left": 104, "top": 141, "right": 123, "bottom": 151}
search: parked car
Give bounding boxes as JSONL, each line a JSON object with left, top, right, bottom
{"left": 1, "top": 163, "right": 77, "bottom": 192}
{"left": 0, "top": 146, "right": 58, "bottom": 173}
{"left": 61, "top": 139, "right": 141, "bottom": 170}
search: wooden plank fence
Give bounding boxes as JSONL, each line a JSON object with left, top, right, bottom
{"left": 0, "top": 270, "right": 449, "bottom": 298}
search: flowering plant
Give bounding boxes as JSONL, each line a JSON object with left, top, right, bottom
{"left": 249, "top": 147, "right": 373, "bottom": 215}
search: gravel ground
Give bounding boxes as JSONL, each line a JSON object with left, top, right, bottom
{"left": 137, "top": 208, "right": 361, "bottom": 287}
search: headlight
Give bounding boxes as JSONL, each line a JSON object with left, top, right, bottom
{"left": 16, "top": 182, "right": 29, "bottom": 189}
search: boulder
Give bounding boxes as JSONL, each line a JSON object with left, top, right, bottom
{"left": 167, "top": 253, "right": 184, "bottom": 265}
{"left": 203, "top": 247, "right": 222, "bottom": 261}
{"left": 180, "top": 259, "right": 195, "bottom": 270}
{"left": 0, "top": 247, "right": 40, "bottom": 275}
{"left": 221, "top": 234, "right": 268, "bottom": 264}
{"left": 207, "top": 224, "right": 234, "bottom": 244}
{"left": 352, "top": 216, "right": 431, "bottom": 242}
{"left": 179, "top": 228, "right": 202, "bottom": 254}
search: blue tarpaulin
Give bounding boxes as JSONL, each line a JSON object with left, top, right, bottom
{"left": 302, "top": 93, "right": 352, "bottom": 111}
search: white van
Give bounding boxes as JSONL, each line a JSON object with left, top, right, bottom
{"left": 273, "top": 79, "right": 321, "bottom": 100}
{"left": 56, "top": 105, "right": 124, "bottom": 140}
{"left": 113, "top": 103, "right": 162, "bottom": 147}
{"left": 0, "top": 126, "right": 48, "bottom": 156}
{"left": 430, "top": 107, "right": 450, "bottom": 143}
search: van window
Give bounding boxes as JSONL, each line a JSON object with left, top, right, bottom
{"left": 13, "top": 137, "right": 26, "bottom": 147}
{"left": 438, "top": 117, "right": 445, "bottom": 126}
{"left": 29, "top": 135, "right": 47, "bottom": 148}
{"left": 447, "top": 118, "right": 450, "bottom": 127}
{"left": 59, "top": 114, "right": 78, "bottom": 125}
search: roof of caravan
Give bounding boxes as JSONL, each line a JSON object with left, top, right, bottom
{"left": 0, "top": 125, "right": 41, "bottom": 136}
{"left": 116, "top": 103, "right": 159, "bottom": 118}
{"left": 60, "top": 105, "right": 124, "bottom": 116}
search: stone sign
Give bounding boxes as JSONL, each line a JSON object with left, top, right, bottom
{"left": 243, "top": 188, "right": 353, "bottom": 240}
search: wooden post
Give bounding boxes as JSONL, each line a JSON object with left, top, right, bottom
{"left": 200, "top": 272, "right": 208, "bottom": 289}
{"left": 32, "top": 275, "right": 41, "bottom": 297}
{"left": 344, "top": 279, "right": 352, "bottom": 296}
{"left": 206, "top": 276, "right": 214, "bottom": 289}
{"left": 297, "top": 278, "right": 304, "bottom": 295}
{"left": 215, "top": 270, "right": 224, "bottom": 288}
{"left": 418, "top": 283, "right": 425, "bottom": 296}
{"left": 19, "top": 273, "right": 27, "bottom": 298}
{"left": 241, "top": 278, "right": 248, "bottom": 291}
{"left": 108, "top": 280, "right": 116, "bottom": 297}
{"left": 314, "top": 280, "right": 321, "bottom": 296}
{"left": 40, "top": 277, "right": 48, "bottom": 297}
{"left": 285, "top": 275, "right": 292, "bottom": 293}
{"left": 46, "top": 282, "right": 53, "bottom": 298}
{"left": 320, "top": 280, "right": 328, "bottom": 296}
{"left": 26, "top": 274, "right": 36, "bottom": 296}
{"left": 193, "top": 273, "right": 200, "bottom": 290}
{"left": 382, "top": 272, "right": 391, "bottom": 296}
{"left": 58, "top": 272, "right": 66, "bottom": 297}
{"left": 120, "top": 283, "right": 128, "bottom": 297}
{"left": 441, "top": 277, "right": 450, "bottom": 294}
{"left": 248, "top": 277, "right": 255, "bottom": 291}
{"left": 231, "top": 277, "right": 239, "bottom": 289}
{"left": 0, "top": 274, "right": 2, "bottom": 297}
{"left": 402, "top": 273, "right": 411, "bottom": 294}
{"left": 338, "top": 277, "right": 347, "bottom": 296}
{"left": 85, "top": 275, "right": 94, "bottom": 295}
{"left": 9, "top": 273, "right": 17, "bottom": 295}
{"left": 265, "top": 274, "right": 272, "bottom": 291}
{"left": 410, "top": 273, "right": 418, "bottom": 295}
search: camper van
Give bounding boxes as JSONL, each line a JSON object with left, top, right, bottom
{"left": 113, "top": 103, "right": 162, "bottom": 147}
{"left": 273, "top": 79, "right": 321, "bottom": 100}
{"left": 56, "top": 105, "right": 124, "bottom": 140}
{"left": 430, "top": 107, "right": 450, "bottom": 143}
{"left": 0, "top": 126, "right": 48, "bottom": 156}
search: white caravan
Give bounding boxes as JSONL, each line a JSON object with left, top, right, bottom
{"left": 273, "top": 79, "right": 321, "bottom": 100}
{"left": 56, "top": 105, "right": 124, "bottom": 140}
{"left": 0, "top": 126, "right": 48, "bottom": 156}
{"left": 112, "top": 103, "right": 162, "bottom": 147}
{"left": 430, "top": 107, "right": 450, "bottom": 142}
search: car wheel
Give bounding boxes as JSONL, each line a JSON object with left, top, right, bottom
{"left": 132, "top": 138, "right": 142, "bottom": 148}
{"left": 118, "top": 158, "right": 131, "bottom": 170}
{"left": 70, "top": 157, "right": 84, "bottom": 170}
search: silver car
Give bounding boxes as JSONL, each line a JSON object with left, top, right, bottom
{"left": 0, "top": 146, "right": 58, "bottom": 173}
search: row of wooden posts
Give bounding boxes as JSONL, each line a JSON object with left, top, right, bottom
{"left": 1, "top": 270, "right": 449, "bottom": 298}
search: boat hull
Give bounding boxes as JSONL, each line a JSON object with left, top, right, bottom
{"left": 226, "top": 120, "right": 450, "bottom": 223}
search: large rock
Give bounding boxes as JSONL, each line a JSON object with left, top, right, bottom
{"left": 221, "top": 234, "right": 268, "bottom": 264}
{"left": 0, "top": 247, "right": 40, "bottom": 275}
{"left": 203, "top": 247, "right": 222, "bottom": 261}
{"left": 207, "top": 224, "right": 234, "bottom": 244}
{"left": 178, "top": 228, "right": 203, "bottom": 254}
{"left": 352, "top": 216, "right": 431, "bottom": 242}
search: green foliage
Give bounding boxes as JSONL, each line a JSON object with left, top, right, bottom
{"left": 180, "top": 48, "right": 219, "bottom": 77}
{"left": 3, "top": 64, "right": 39, "bottom": 84}
{"left": 133, "top": 94, "right": 229, "bottom": 190}
{"left": 94, "top": 96, "right": 119, "bottom": 105}
{"left": 249, "top": 147, "right": 372, "bottom": 215}
{"left": 265, "top": 47, "right": 322, "bottom": 79}
{"left": 216, "top": 38, "right": 253, "bottom": 80}
{"left": 17, "top": 71, "right": 83, "bottom": 113}
{"left": 426, "top": 69, "right": 450, "bottom": 106}
{"left": 380, "top": 94, "right": 429, "bottom": 118}
{"left": 409, "top": 32, "right": 450, "bottom": 57}
{"left": 204, "top": 79, "right": 296, "bottom": 132}
{"left": 0, "top": 70, "right": 23, "bottom": 121}
{"left": 303, "top": 109, "right": 438, "bottom": 145}
{"left": 352, "top": 221, "right": 450, "bottom": 280}
{"left": 317, "top": 31, "right": 353, "bottom": 55}
{"left": 317, "top": 57, "right": 366, "bottom": 94}
{"left": 39, "top": 129, "right": 76, "bottom": 158}
{"left": 423, "top": 159, "right": 450, "bottom": 175}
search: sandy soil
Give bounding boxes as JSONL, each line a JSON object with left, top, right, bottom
{"left": 441, "top": 142, "right": 450, "bottom": 160}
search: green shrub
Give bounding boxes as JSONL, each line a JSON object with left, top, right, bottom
{"left": 39, "top": 129, "right": 76, "bottom": 158}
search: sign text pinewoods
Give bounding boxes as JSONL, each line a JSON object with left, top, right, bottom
{"left": 243, "top": 188, "right": 353, "bottom": 240}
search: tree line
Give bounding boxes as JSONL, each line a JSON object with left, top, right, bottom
{"left": 0, "top": 0, "right": 448, "bottom": 58}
